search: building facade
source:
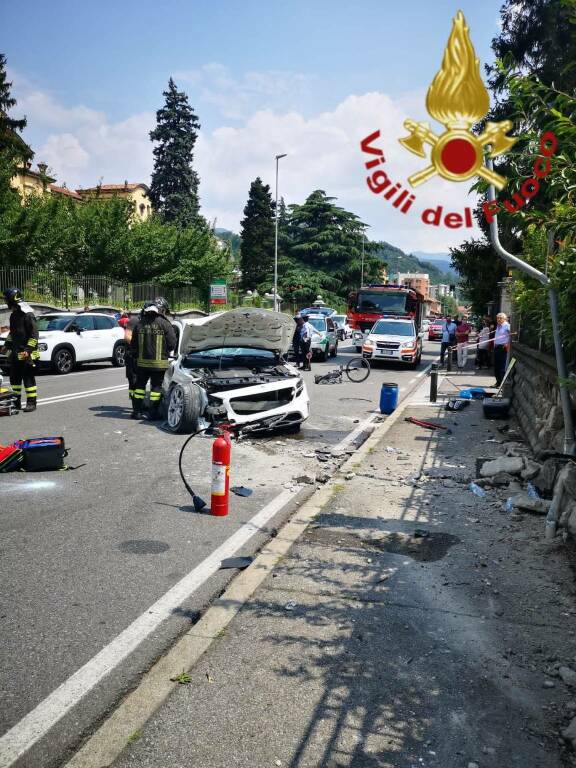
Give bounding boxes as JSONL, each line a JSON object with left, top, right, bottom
{"left": 396, "top": 272, "right": 430, "bottom": 299}
{"left": 75, "top": 183, "right": 152, "bottom": 219}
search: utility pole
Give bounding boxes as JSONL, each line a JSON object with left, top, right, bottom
{"left": 274, "top": 153, "right": 287, "bottom": 312}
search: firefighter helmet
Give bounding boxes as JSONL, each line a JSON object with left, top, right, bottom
{"left": 154, "top": 296, "right": 170, "bottom": 315}
{"left": 3, "top": 287, "right": 23, "bottom": 307}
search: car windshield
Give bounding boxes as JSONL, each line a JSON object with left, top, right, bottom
{"left": 184, "top": 347, "right": 277, "bottom": 368}
{"left": 307, "top": 318, "right": 326, "bottom": 332}
{"left": 356, "top": 291, "right": 407, "bottom": 313}
{"left": 333, "top": 315, "right": 346, "bottom": 324}
{"left": 372, "top": 321, "right": 415, "bottom": 336}
{"left": 37, "top": 315, "right": 73, "bottom": 331}
{"left": 300, "top": 307, "right": 334, "bottom": 317}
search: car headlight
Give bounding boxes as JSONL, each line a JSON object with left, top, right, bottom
{"left": 363, "top": 339, "right": 375, "bottom": 350}
{"left": 38, "top": 343, "right": 48, "bottom": 351}
{"left": 401, "top": 341, "right": 416, "bottom": 350}
{"left": 296, "top": 379, "right": 304, "bottom": 395}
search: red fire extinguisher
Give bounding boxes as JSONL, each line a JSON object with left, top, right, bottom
{"left": 211, "top": 427, "right": 231, "bottom": 516}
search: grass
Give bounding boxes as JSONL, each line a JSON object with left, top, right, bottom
{"left": 127, "top": 730, "right": 142, "bottom": 744}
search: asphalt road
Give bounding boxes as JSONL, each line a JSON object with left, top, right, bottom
{"left": 0, "top": 340, "right": 439, "bottom": 768}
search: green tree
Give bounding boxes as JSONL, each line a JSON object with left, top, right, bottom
{"left": 239, "top": 177, "right": 275, "bottom": 291}
{"left": 0, "top": 54, "right": 32, "bottom": 161}
{"left": 149, "top": 78, "right": 201, "bottom": 226}
{"left": 287, "top": 190, "right": 381, "bottom": 296}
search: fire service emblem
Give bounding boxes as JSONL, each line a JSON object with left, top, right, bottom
{"left": 399, "top": 10, "right": 517, "bottom": 190}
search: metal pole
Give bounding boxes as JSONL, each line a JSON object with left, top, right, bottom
{"left": 274, "top": 153, "right": 287, "bottom": 312}
{"left": 486, "top": 157, "right": 574, "bottom": 456}
{"left": 430, "top": 362, "right": 438, "bottom": 403}
{"left": 361, "top": 233, "right": 365, "bottom": 286}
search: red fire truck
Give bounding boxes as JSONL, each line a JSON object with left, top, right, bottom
{"left": 347, "top": 284, "right": 424, "bottom": 350}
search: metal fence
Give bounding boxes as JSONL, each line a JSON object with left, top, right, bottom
{"left": 0, "top": 267, "right": 205, "bottom": 312}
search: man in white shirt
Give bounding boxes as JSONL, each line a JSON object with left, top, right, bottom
{"left": 493, "top": 312, "right": 511, "bottom": 386}
{"left": 440, "top": 317, "right": 457, "bottom": 367}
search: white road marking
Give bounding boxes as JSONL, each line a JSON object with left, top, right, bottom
{"left": 0, "top": 488, "right": 296, "bottom": 766}
{"left": 39, "top": 384, "right": 126, "bottom": 405}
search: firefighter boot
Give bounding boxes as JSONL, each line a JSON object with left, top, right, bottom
{"left": 23, "top": 398, "right": 37, "bottom": 413}
{"left": 145, "top": 404, "right": 162, "bottom": 421}
{"left": 13, "top": 397, "right": 22, "bottom": 411}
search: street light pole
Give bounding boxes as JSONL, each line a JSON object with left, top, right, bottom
{"left": 274, "top": 153, "right": 287, "bottom": 312}
{"left": 361, "top": 232, "right": 365, "bottom": 286}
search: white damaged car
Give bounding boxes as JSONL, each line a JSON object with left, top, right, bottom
{"left": 162, "top": 308, "right": 310, "bottom": 434}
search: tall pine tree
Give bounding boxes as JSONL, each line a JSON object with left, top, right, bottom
{"left": 0, "top": 53, "right": 32, "bottom": 161}
{"left": 149, "top": 78, "right": 201, "bottom": 226}
{"left": 239, "top": 178, "right": 275, "bottom": 291}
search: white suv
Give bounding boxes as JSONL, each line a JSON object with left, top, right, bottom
{"left": 361, "top": 317, "right": 423, "bottom": 368}
{"left": 0, "top": 312, "right": 126, "bottom": 374}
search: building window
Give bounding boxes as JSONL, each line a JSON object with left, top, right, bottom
{"left": 139, "top": 203, "right": 145, "bottom": 216}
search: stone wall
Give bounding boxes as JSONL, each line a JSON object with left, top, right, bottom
{"left": 511, "top": 343, "right": 570, "bottom": 454}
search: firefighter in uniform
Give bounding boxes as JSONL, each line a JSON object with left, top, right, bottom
{"left": 129, "top": 299, "right": 176, "bottom": 420}
{"left": 123, "top": 307, "right": 145, "bottom": 408}
{"left": 1, "top": 288, "right": 40, "bottom": 412}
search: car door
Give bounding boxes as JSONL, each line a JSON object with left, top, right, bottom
{"left": 326, "top": 318, "right": 336, "bottom": 352}
{"left": 70, "top": 315, "right": 102, "bottom": 361}
{"left": 94, "top": 315, "right": 121, "bottom": 357}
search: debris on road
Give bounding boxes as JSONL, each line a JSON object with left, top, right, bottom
{"left": 469, "top": 482, "right": 487, "bottom": 498}
{"left": 230, "top": 486, "right": 253, "bottom": 497}
{"left": 479, "top": 456, "right": 524, "bottom": 477}
{"left": 284, "top": 601, "right": 297, "bottom": 611}
{"left": 220, "top": 556, "right": 253, "bottom": 570}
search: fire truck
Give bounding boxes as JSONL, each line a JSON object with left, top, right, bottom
{"left": 347, "top": 284, "right": 424, "bottom": 351}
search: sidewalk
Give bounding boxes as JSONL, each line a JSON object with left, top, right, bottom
{"left": 104, "top": 369, "right": 576, "bottom": 767}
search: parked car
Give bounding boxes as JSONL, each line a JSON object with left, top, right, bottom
{"left": 428, "top": 319, "right": 444, "bottom": 341}
{"left": 162, "top": 308, "right": 310, "bottom": 434}
{"left": 361, "top": 317, "right": 423, "bottom": 369}
{"left": 306, "top": 314, "right": 338, "bottom": 361}
{"left": 331, "top": 314, "right": 351, "bottom": 340}
{"left": 0, "top": 312, "right": 126, "bottom": 374}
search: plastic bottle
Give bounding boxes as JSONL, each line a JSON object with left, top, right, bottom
{"left": 505, "top": 497, "right": 514, "bottom": 513}
{"left": 527, "top": 482, "right": 540, "bottom": 499}
{"left": 469, "top": 482, "right": 487, "bottom": 498}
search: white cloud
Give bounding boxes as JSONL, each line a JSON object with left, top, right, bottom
{"left": 11, "top": 68, "right": 481, "bottom": 252}
{"left": 175, "top": 63, "right": 311, "bottom": 120}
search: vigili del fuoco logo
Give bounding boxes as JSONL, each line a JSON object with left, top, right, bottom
{"left": 360, "top": 10, "right": 558, "bottom": 230}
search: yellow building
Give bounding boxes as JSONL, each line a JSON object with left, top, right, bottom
{"left": 75, "top": 182, "right": 153, "bottom": 220}
{"left": 10, "top": 161, "right": 55, "bottom": 197}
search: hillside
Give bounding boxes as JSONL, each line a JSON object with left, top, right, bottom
{"left": 412, "top": 251, "right": 458, "bottom": 280}
{"left": 373, "top": 242, "right": 456, "bottom": 285}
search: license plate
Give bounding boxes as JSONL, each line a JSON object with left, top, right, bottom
{"left": 377, "top": 349, "right": 395, "bottom": 356}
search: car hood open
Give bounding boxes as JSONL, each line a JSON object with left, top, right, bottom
{"left": 180, "top": 308, "right": 295, "bottom": 355}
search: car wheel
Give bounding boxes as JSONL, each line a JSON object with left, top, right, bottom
{"left": 166, "top": 383, "right": 203, "bottom": 433}
{"left": 112, "top": 342, "right": 126, "bottom": 367}
{"left": 330, "top": 341, "right": 338, "bottom": 358}
{"left": 317, "top": 344, "right": 328, "bottom": 362}
{"left": 51, "top": 346, "right": 75, "bottom": 375}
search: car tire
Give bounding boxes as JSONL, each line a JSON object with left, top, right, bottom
{"left": 111, "top": 342, "right": 126, "bottom": 367}
{"left": 51, "top": 345, "right": 75, "bottom": 375}
{"left": 355, "top": 346, "right": 362, "bottom": 354}
{"left": 330, "top": 341, "right": 337, "bottom": 358}
{"left": 318, "top": 344, "right": 328, "bottom": 362}
{"left": 166, "top": 382, "right": 203, "bottom": 434}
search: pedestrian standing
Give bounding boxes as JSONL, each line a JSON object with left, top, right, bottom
{"left": 476, "top": 319, "right": 491, "bottom": 369}
{"left": 455, "top": 315, "right": 471, "bottom": 370}
{"left": 493, "top": 312, "right": 511, "bottom": 387}
{"left": 130, "top": 302, "right": 177, "bottom": 420}
{"left": 293, "top": 315, "right": 316, "bottom": 371}
{"left": 1, "top": 288, "right": 39, "bottom": 412}
{"left": 440, "top": 316, "right": 457, "bottom": 367}
{"left": 123, "top": 310, "right": 141, "bottom": 408}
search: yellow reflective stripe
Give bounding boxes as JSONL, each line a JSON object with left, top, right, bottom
{"left": 27, "top": 339, "right": 38, "bottom": 347}
{"left": 25, "top": 387, "right": 37, "bottom": 393}
{"left": 149, "top": 392, "right": 162, "bottom": 401}
{"left": 133, "top": 389, "right": 146, "bottom": 400}
{"left": 30, "top": 351, "right": 40, "bottom": 359}
{"left": 137, "top": 359, "right": 168, "bottom": 369}
{"left": 12, "top": 384, "right": 22, "bottom": 392}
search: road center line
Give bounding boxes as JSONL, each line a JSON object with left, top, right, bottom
{"left": 39, "top": 384, "right": 126, "bottom": 405}
{"left": 0, "top": 488, "right": 296, "bottom": 766}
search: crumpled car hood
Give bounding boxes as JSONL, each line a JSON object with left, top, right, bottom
{"left": 180, "top": 308, "right": 295, "bottom": 355}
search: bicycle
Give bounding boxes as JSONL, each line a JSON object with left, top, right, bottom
{"left": 314, "top": 356, "right": 370, "bottom": 384}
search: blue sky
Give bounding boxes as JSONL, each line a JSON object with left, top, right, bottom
{"left": 2, "top": 0, "right": 505, "bottom": 251}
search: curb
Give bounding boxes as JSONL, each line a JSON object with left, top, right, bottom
{"left": 65, "top": 368, "right": 431, "bottom": 768}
